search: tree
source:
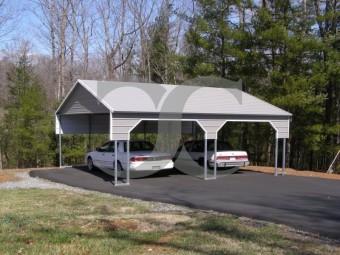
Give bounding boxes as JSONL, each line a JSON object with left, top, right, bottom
{"left": 0, "top": 0, "right": 17, "bottom": 41}
{"left": 184, "top": 0, "right": 248, "bottom": 80}
{"left": 95, "top": 0, "right": 137, "bottom": 79}
{"left": 146, "top": 0, "right": 187, "bottom": 84}
{"left": 0, "top": 52, "right": 53, "bottom": 168}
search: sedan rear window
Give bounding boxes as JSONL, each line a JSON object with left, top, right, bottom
{"left": 124, "top": 141, "right": 155, "bottom": 151}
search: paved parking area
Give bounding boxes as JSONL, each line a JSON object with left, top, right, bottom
{"left": 30, "top": 167, "right": 340, "bottom": 239}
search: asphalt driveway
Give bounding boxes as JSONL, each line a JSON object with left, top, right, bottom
{"left": 30, "top": 167, "right": 340, "bottom": 239}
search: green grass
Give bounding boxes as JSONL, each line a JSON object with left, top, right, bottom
{"left": 0, "top": 189, "right": 339, "bottom": 255}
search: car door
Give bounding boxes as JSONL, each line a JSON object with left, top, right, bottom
{"left": 102, "top": 141, "right": 115, "bottom": 169}
{"left": 94, "top": 142, "right": 110, "bottom": 168}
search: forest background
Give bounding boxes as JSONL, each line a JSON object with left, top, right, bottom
{"left": 0, "top": 0, "right": 338, "bottom": 171}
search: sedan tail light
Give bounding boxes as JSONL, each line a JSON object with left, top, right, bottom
{"left": 236, "top": 156, "right": 248, "bottom": 160}
{"left": 130, "top": 156, "right": 148, "bottom": 162}
{"left": 216, "top": 156, "right": 230, "bottom": 160}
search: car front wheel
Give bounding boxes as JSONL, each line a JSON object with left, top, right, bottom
{"left": 87, "top": 157, "right": 94, "bottom": 171}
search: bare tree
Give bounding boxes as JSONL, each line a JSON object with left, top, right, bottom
{"left": 31, "top": 0, "right": 74, "bottom": 100}
{"left": 0, "top": 0, "right": 17, "bottom": 41}
{"left": 75, "top": 0, "right": 95, "bottom": 79}
{"left": 129, "top": 0, "right": 156, "bottom": 81}
{"left": 95, "top": 0, "right": 138, "bottom": 79}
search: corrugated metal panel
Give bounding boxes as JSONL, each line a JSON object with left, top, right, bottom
{"left": 197, "top": 120, "right": 227, "bottom": 140}
{"left": 58, "top": 84, "right": 109, "bottom": 114}
{"left": 55, "top": 116, "right": 62, "bottom": 134}
{"left": 59, "top": 115, "right": 90, "bottom": 134}
{"left": 111, "top": 118, "right": 141, "bottom": 140}
{"left": 57, "top": 80, "right": 292, "bottom": 138}
{"left": 90, "top": 114, "right": 110, "bottom": 134}
{"left": 57, "top": 114, "right": 110, "bottom": 134}
{"left": 81, "top": 80, "right": 291, "bottom": 117}
{"left": 270, "top": 120, "right": 290, "bottom": 139}
{"left": 131, "top": 120, "right": 195, "bottom": 134}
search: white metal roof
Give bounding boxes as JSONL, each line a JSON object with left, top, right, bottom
{"left": 56, "top": 79, "right": 292, "bottom": 117}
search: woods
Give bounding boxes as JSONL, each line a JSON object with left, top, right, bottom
{"left": 0, "top": 0, "right": 339, "bottom": 171}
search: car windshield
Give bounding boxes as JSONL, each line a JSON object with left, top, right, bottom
{"left": 125, "top": 141, "right": 155, "bottom": 151}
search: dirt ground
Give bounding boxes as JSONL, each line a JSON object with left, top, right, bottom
{"left": 0, "top": 167, "right": 58, "bottom": 183}
{"left": 241, "top": 165, "right": 340, "bottom": 181}
{"left": 0, "top": 166, "right": 340, "bottom": 183}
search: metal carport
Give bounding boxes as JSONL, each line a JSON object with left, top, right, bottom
{"left": 56, "top": 79, "right": 292, "bottom": 186}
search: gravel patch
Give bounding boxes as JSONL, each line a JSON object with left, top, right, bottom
{"left": 0, "top": 171, "right": 193, "bottom": 213}
{"left": 0, "top": 172, "right": 85, "bottom": 191}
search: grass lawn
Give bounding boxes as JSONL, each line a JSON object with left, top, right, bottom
{"left": 0, "top": 188, "right": 339, "bottom": 255}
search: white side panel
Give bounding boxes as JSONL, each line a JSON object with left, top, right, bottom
{"left": 55, "top": 115, "right": 63, "bottom": 134}
{"left": 58, "top": 84, "right": 109, "bottom": 114}
{"left": 111, "top": 118, "right": 141, "bottom": 140}
{"left": 197, "top": 120, "right": 227, "bottom": 140}
{"left": 59, "top": 115, "right": 90, "bottom": 134}
{"left": 270, "top": 120, "right": 290, "bottom": 139}
{"left": 58, "top": 114, "right": 110, "bottom": 134}
{"left": 91, "top": 114, "right": 110, "bottom": 134}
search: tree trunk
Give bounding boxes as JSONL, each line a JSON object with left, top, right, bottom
{"left": 0, "top": 148, "right": 3, "bottom": 170}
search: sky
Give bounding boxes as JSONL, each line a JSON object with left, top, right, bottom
{"left": 0, "top": 0, "right": 51, "bottom": 56}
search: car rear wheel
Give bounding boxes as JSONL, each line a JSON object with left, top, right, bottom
{"left": 113, "top": 161, "right": 123, "bottom": 177}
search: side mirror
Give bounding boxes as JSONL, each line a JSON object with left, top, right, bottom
{"left": 96, "top": 147, "right": 101, "bottom": 152}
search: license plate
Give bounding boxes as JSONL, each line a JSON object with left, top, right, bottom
{"left": 152, "top": 166, "right": 161, "bottom": 170}
{"left": 230, "top": 157, "right": 236, "bottom": 161}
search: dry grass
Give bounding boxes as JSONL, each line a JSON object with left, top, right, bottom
{"left": 0, "top": 167, "right": 340, "bottom": 254}
{"left": 0, "top": 189, "right": 339, "bottom": 255}
{"left": 0, "top": 167, "right": 60, "bottom": 183}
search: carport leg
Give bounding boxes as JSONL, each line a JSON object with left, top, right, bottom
{"left": 59, "top": 133, "right": 62, "bottom": 168}
{"left": 204, "top": 138, "right": 208, "bottom": 180}
{"left": 114, "top": 140, "right": 118, "bottom": 185}
{"left": 282, "top": 138, "right": 286, "bottom": 175}
{"left": 213, "top": 139, "right": 217, "bottom": 179}
{"left": 126, "top": 140, "right": 130, "bottom": 185}
{"left": 274, "top": 137, "right": 278, "bottom": 176}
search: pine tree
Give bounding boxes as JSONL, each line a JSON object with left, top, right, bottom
{"left": 1, "top": 54, "right": 53, "bottom": 168}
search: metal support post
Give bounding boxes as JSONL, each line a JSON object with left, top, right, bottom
{"left": 282, "top": 138, "right": 286, "bottom": 175}
{"left": 114, "top": 140, "right": 118, "bottom": 185}
{"left": 274, "top": 137, "right": 278, "bottom": 176}
{"left": 126, "top": 140, "right": 130, "bottom": 185}
{"left": 59, "top": 133, "right": 62, "bottom": 168}
{"left": 204, "top": 138, "right": 208, "bottom": 180}
{"left": 213, "top": 138, "right": 217, "bottom": 179}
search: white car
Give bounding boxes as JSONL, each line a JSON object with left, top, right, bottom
{"left": 174, "top": 140, "right": 250, "bottom": 168}
{"left": 86, "top": 140, "right": 174, "bottom": 173}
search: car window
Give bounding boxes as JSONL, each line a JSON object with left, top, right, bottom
{"left": 206, "top": 141, "right": 234, "bottom": 151}
{"left": 191, "top": 141, "right": 204, "bottom": 152}
{"left": 217, "top": 141, "right": 234, "bottom": 150}
{"left": 140, "top": 141, "right": 154, "bottom": 151}
{"left": 130, "top": 142, "right": 140, "bottom": 151}
{"left": 184, "top": 141, "right": 192, "bottom": 151}
{"left": 108, "top": 142, "right": 115, "bottom": 152}
{"left": 99, "top": 142, "right": 110, "bottom": 152}
{"left": 98, "top": 142, "right": 115, "bottom": 152}
{"left": 125, "top": 141, "right": 155, "bottom": 151}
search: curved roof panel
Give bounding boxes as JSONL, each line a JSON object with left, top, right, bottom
{"left": 57, "top": 80, "right": 291, "bottom": 117}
